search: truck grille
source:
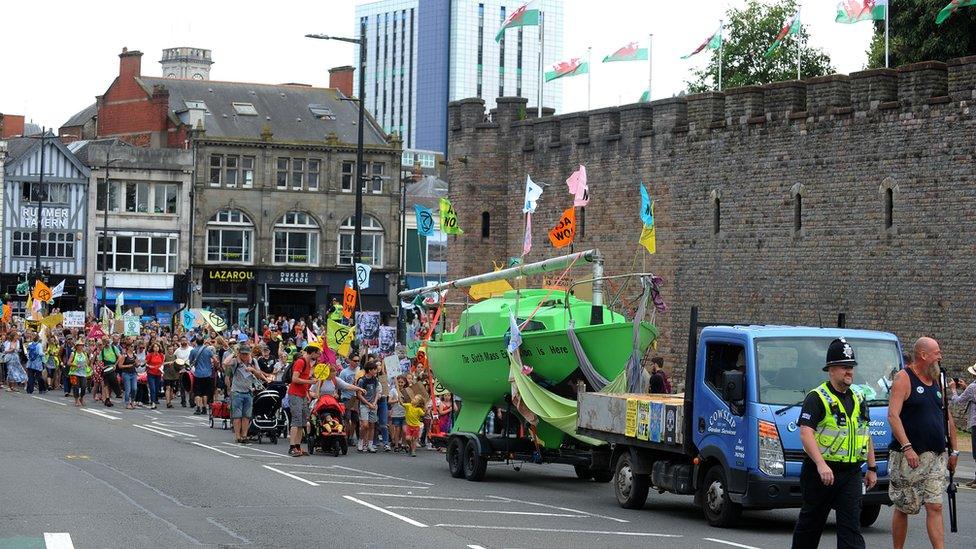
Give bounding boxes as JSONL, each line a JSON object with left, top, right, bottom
{"left": 785, "top": 448, "right": 889, "bottom": 462}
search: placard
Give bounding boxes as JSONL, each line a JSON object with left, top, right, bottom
{"left": 624, "top": 398, "right": 638, "bottom": 438}
{"left": 62, "top": 311, "right": 85, "bottom": 328}
{"left": 123, "top": 316, "right": 141, "bottom": 336}
{"left": 384, "top": 355, "right": 402, "bottom": 378}
{"left": 636, "top": 400, "right": 650, "bottom": 441}
{"left": 648, "top": 402, "right": 663, "bottom": 442}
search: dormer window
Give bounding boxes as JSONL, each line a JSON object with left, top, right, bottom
{"left": 232, "top": 102, "right": 258, "bottom": 116}
{"left": 309, "top": 104, "right": 336, "bottom": 120}
{"left": 184, "top": 100, "right": 209, "bottom": 113}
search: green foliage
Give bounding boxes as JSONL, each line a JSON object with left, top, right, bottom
{"left": 867, "top": 1, "right": 976, "bottom": 67}
{"left": 687, "top": 0, "right": 833, "bottom": 93}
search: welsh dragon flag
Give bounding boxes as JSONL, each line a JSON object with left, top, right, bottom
{"left": 603, "top": 42, "right": 648, "bottom": 63}
{"left": 764, "top": 11, "right": 801, "bottom": 57}
{"left": 937, "top": 0, "right": 976, "bottom": 25}
{"left": 545, "top": 57, "right": 589, "bottom": 82}
{"left": 836, "top": 0, "right": 887, "bottom": 23}
{"left": 495, "top": 0, "right": 540, "bottom": 42}
{"left": 681, "top": 26, "right": 723, "bottom": 59}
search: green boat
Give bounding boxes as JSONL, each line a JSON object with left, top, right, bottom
{"left": 403, "top": 250, "right": 658, "bottom": 451}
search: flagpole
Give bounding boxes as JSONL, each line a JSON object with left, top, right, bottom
{"left": 718, "top": 21, "right": 723, "bottom": 91}
{"left": 884, "top": 1, "right": 889, "bottom": 68}
{"left": 538, "top": 11, "right": 545, "bottom": 118}
{"left": 796, "top": 7, "right": 802, "bottom": 81}
{"left": 587, "top": 46, "right": 592, "bottom": 110}
{"left": 648, "top": 34, "right": 653, "bottom": 102}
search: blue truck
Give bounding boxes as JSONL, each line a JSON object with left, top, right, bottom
{"left": 576, "top": 307, "right": 900, "bottom": 527}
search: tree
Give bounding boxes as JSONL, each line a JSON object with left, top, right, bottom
{"left": 687, "top": 0, "right": 833, "bottom": 93}
{"left": 867, "top": 1, "right": 976, "bottom": 68}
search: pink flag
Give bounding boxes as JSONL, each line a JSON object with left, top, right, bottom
{"left": 566, "top": 165, "right": 589, "bottom": 207}
{"left": 522, "top": 214, "right": 533, "bottom": 256}
{"left": 320, "top": 342, "right": 337, "bottom": 366}
{"left": 306, "top": 327, "right": 316, "bottom": 343}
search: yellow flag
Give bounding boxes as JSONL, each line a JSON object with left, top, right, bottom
{"left": 40, "top": 313, "right": 63, "bottom": 328}
{"left": 327, "top": 319, "right": 356, "bottom": 357}
{"left": 439, "top": 198, "right": 463, "bottom": 235}
{"left": 32, "top": 280, "right": 52, "bottom": 302}
{"left": 639, "top": 225, "right": 656, "bottom": 254}
{"left": 469, "top": 278, "right": 515, "bottom": 300}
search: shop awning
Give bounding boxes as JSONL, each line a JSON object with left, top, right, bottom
{"left": 96, "top": 288, "right": 174, "bottom": 302}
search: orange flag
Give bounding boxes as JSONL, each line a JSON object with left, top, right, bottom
{"left": 1, "top": 304, "right": 10, "bottom": 322}
{"left": 342, "top": 286, "right": 357, "bottom": 319}
{"left": 548, "top": 207, "right": 577, "bottom": 249}
{"left": 32, "top": 280, "right": 52, "bottom": 302}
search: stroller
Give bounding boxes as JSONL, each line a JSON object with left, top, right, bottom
{"left": 306, "top": 394, "right": 348, "bottom": 456}
{"left": 248, "top": 382, "right": 287, "bottom": 444}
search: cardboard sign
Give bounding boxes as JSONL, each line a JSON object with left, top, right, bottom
{"left": 636, "top": 400, "right": 650, "bottom": 441}
{"left": 548, "top": 207, "right": 577, "bottom": 249}
{"left": 124, "top": 316, "right": 141, "bottom": 336}
{"left": 384, "top": 355, "right": 402, "bottom": 378}
{"left": 625, "top": 398, "right": 638, "bottom": 438}
{"left": 63, "top": 311, "right": 85, "bottom": 328}
{"left": 342, "top": 286, "right": 357, "bottom": 319}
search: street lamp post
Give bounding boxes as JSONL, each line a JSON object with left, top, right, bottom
{"left": 306, "top": 23, "right": 367, "bottom": 293}
{"left": 100, "top": 151, "right": 122, "bottom": 314}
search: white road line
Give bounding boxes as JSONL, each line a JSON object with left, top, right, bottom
{"left": 343, "top": 495, "right": 428, "bottom": 528}
{"left": 146, "top": 423, "right": 197, "bottom": 437}
{"left": 332, "top": 464, "right": 436, "bottom": 486}
{"left": 133, "top": 424, "right": 175, "bottom": 437}
{"left": 435, "top": 524, "right": 679, "bottom": 537}
{"left": 31, "top": 395, "right": 67, "bottom": 406}
{"left": 263, "top": 465, "right": 318, "bottom": 486}
{"left": 287, "top": 471, "right": 383, "bottom": 480}
{"left": 226, "top": 444, "right": 288, "bottom": 457}
{"left": 356, "top": 492, "right": 493, "bottom": 502}
{"left": 387, "top": 506, "right": 584, "bottom": 517}
{"left": 703, "top": 538, "right": 763, "bottom": 549}
{"left": 467, "top": 546, "right": 487, "bottom": 549}
{"left": 43, "top": 532, "right": 74, "bottom": 549}
{"left": 80, "top": 408, "right": 121, "bottom": 420}
{"left": 486, "top": 495, "right": 628, "bottom": 524}
{"left": 191, "top": 442, "right": 240, "bottom": 459}
{"left": 312, "top": 480, "right": 430, "bottom": 489}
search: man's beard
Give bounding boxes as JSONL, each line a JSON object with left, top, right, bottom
{"left": 924, "top": 361, "right": 941, "bottom": 382}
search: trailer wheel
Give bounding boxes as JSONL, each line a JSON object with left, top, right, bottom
{"left": 701, "top": 466, "right": 742, "bottom": 527}
{"left": 447, "top": 437, "right": 466, "bottom": 478}
{"left": 574, "top": 464, "right": 593, "bottom": 480}
{"left": 463, "top": 440, "right": 487, "bottom": 482}
{"left": 859, "top": 504, "right": 882, "bottom": 527}
{"left": 613, "top": 453, "right": 649, "bottom": 509}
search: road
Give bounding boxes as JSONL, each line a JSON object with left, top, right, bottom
{"left": 1, "top": 391, "right": 974, "bottom": 549}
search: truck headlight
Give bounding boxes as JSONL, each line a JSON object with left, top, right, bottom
{"left": 758, "top": 420, "right": 785, "bottom": 476}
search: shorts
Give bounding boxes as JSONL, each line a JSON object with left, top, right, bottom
{"left": 289, "top": 396, "right": 310, "bottom": 428}
{"left": 343, "top": 397, "right": 360, "bottom": 422}
{"left": 163, "top": 379, "right": 179, "bottom": 390}
{"left": 391, "top": 417, "right": 405, "bottom": 427}
{"left": 889, "top": 450, "right": 949, "bottom": 515}
{"left": 404, "top": 425, "right": 421, "bottom": 439}
{"left": 193, "top": 377, "right": 214, "bottom": 399}
{"left": 230, "top": 391, "right": 253, "bottom": 419}
{"left": 359, "top": 405, "right": 378, "bottom": 423}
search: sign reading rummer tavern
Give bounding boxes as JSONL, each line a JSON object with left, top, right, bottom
{"left": 206, "top": 269, "right": 254, "bottom": 283}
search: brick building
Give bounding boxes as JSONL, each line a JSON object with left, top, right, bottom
{"left": 446, "top": 57, "right": 976, "bottom": 380}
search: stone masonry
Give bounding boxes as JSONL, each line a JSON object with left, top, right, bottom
{"left": 446, "top": 56, "right": 976, "bottom": 384}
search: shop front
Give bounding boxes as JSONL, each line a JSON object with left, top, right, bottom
{"left": 200, "top": 267, "right": 256, "bottom": 330}
{"left": 256, "top": 269, "right": 331, "bottom": 320}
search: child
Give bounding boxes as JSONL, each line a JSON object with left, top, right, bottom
{"left": 389, "top": 376, "right": 407, "bottom": 452}
{"left": 403, "top": 394, "right": 426, "bottom": 457}
{"left": 356, "top": 362, "right": 380, "bottom": 453}
{"left": 321, "top": 413, "right": 343, "bottom": 435}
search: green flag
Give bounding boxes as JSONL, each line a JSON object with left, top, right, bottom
{"left": 495, "top": 1, "right": 540, "bottom": 42}
{"left": 545, "top": 58, "right": 589, "bottom": 82}
{"left": 765, "top": 11, "right": 801, "bottom": 57}
{"left": 937, "top": 0, "right": 976, "bottom": 25}
{"left": 439, "top": 198, "right": 463, "bottom": 235}
{"left": 681, "top": 27, "right": 723, "bottom": 59}
{"left": 602, "top": 42, "right": 648, "bottom": 63}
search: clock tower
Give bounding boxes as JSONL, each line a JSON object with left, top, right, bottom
{"left": 160, "top": 47, "right": 213, "bottom": 80}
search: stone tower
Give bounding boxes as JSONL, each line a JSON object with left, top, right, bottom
{"left": 159, "top": 47, "right": 213, "bottom": 80}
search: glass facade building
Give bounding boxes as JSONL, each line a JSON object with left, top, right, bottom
{"left": 355, "top": 0, "right": 564, "bottom": 153}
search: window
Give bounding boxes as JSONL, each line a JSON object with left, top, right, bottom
{"left": 884, "top": 188, "right": 894, "bottom": 229}
{"left": 154, "top": 184, "right": 178, "bottom": 214}
{"left": 338, "top": 215, "right": 384, "bottom": 267}
{"left": 12, "top": 231, "right": 75, "bottom": 258}
{"left": 206, "top": 209, "right": 254, "bottom": 263}
{"left": 703, "top": 342, "right": 746, "bottom": 412}
{"left": 211, "top": 154, "right": 254, "bottom": 188}
{"left": 97, "top": 233, "right": 178, "bottom": 273}
{"left": 125, "top": 182, "right": 151, "bottom": 213}
{"left": 309, "top": 104, "right": 335, "bottom": 120}
{"left": 308, "top": 159, "right": 320, "bottom": 191}
{"left": 210, "top": 155, "right": 222, "bottom": 186}
{"left": 369, "top": 163, "right": 385, "bottom": 193}
{"left": 292, "top": 159, "right": 305, "bottom": 190}
{"left": 713, "top": 197, "right": 721, "bottom": 234}
{"left": 276, "top": 158, "right": 289, "bottom": 189}
{"left": 273, "top": 211, "right": 320, "bottom": 266}
{"left": 427, "top": 231, "right": 447, "bottom": 275}
{"left": 275, "top": 157, "right": 320, "bottom": 191}
{"left": 225, "top": 156, "right": 238, "bottom": 187}
{"left": 341, "top": 161, "right": 355, "bottom": 192}
{"left": 793, "top": 194, "right": 802, "bottom": 232}
{"left": 242, "top": 157, "right": 254, "bottom": 188}
{"left": 96, "top": 180, "right": 121, "bottom": 212}
{"left": 481, "top": 211, "right": 490, "bottom": 239}
{"left": 232, "top": 102, "right": 258, "bottom": 116}
{"left": 20, "top": 182, "right": 68, "bottom": 203}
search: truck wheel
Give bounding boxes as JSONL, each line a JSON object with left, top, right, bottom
{"left": 447, "top": 437, "right": 466, "bottom": 478}
{"left": 701, "top": 466, "right": 742, "bottom": 528}
{"left": 574, "top": 464, "right": 593, "bottom": 480}
{"left": 859, "top": 504, "right": 882, "bottom": 527}
{"left": 613, "top": 453, "right": 649, "bottom": 509}
{"left": 463, "top": 441, "right": 487, "bottom": 482}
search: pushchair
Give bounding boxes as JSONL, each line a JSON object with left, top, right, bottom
{"left": 306, "top": 394, "right": 348, "bottom": 456}
{"left": 248, "top": 382, "right": 287, "bottom": 444}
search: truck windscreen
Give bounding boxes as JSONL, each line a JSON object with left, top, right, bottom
{"left": 755, "top": 337, "right": 901, "bottom": 405}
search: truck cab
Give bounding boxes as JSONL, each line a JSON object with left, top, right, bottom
{"left": 691, "top": 324, "right": 900, "bottom": 526}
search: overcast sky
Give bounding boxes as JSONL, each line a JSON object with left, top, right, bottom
{"left": 1, "top": 0, "right": 874, "bottom": 130}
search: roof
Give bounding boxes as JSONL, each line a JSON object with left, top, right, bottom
{"left": 4, "top": 136, "right": 35, "bottom": 163}
{"left": 68, "top": 138, "right": 132, "bottom": 165}
{"left": 702, "top": 325, "right": 900, "bottom": 342}
{"left": 406, "top": 175, "right": 448, "bottom": 209}
{"left": 137, "top": 77, "right": 388, "bottom": 146}
{"left": 62, "top": 103, "right": 97, "bottom": 128}
{"left": 3, "top": 132, "right": 91, "bottom": 177}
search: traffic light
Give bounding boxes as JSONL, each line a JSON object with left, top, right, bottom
{"left": 173, "top": 272, "right": 188, "bottom": 303}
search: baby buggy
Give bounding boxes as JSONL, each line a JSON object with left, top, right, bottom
{"left": 248, "top": 383, "right": 286, "bottom": 444}
{"left": 306, "top": 395, "right": 348, "bottom": 456}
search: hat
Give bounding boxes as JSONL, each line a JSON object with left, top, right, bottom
{"left": 968, "top": 364, "right": 976, "bottom": 377}
{"left": 74, "top": 340, "right": 85, "bottom": 347}
{"left": 824, "top": 338, "right": 857, "bottom": 371}
{"left": 238, "top": 344, "right": 252, "bottom": 354}
{"left": 304, "top": 342, "right": 322, "bottom": 353}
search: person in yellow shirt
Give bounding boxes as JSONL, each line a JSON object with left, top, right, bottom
{"left": 403, "top": 394, "right": 427, "bottom": 457}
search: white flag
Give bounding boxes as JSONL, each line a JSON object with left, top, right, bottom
{"left": 115, "top": 292, "right": 124, "bottom": 308}
{"left": 50, "top": 279, "right": 66, "bottom": 299}
{"left": 355, "top": 263, "right": 372, "bottom": 290}
{"left": 507, "top": 312, "right": 523, "bottom": 354}
{"left": 523, "top": 175, "right": 544, "bottom": 214}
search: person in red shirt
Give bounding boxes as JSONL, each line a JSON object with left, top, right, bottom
{"left": 145, "top": 342, "right": 165, "bottom": 410}
{"left": 287, "top": 342, "right": 321, "bottom": 457}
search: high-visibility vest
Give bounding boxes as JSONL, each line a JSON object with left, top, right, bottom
{"left": 810, "top": 382, "right": 870, "bottom": 463}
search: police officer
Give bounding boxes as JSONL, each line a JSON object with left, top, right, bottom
{"left": 791, "top": 338, "right": 878, "bottom": 549}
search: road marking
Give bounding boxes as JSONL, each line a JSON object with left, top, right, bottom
{"left": 343, "top": 495, "right": 428, "bottom": 527}
{"left": 287, "top": 471, "right": 384, "bottom": 480}
{"left": 147, "top": 423, "right": 197, "bottom": 437}
{"left": 486, "top": 495, "right": 628, "bottom": 524}
{"left": 387, "top": 506, "right": 584, "bottom": 517}
{"left": 312, "top": 479, "right": 430, "bottom": 489}
{"left": 332, "top": 464, "right": 436, "bottom": 486}
{"left": 80, "top": 408, "right": 121, "bottom": 420}
{"left": 703, "top": 538, "right": 763, "bottom": 549}
{"left": 263, "top": 465, "right": 318, "bottom": 486}
{"left": 227, "top": 444, "right": 288, "bottom": 457}
{"left": 31, "top": 395, "right": 67, "bottom": 406}
{"left": 133, "top": 424, "right": 175, "bottom": 437}
{"left": 435, "top": 524, "right": 679, "bottom": 537}
{"left": 356, "top": 492, "right": 493, "bottom": 502}
{"left": 467, "top": 546, "right": 487, "bottom": 549}
{"left": 43, "top": 532, "right": 74, "bottom": 549}
{"left": 191, "top": 442, "right": 240, "bottom": 459}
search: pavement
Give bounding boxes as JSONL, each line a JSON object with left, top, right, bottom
{"left": 1, "top": 391, "right": 975, "bottom": 549}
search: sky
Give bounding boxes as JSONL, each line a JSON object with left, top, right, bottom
{"left": 0, "top": 0, "right": 875, "bottom": 130}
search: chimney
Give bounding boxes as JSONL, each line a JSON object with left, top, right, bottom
{"left": 329, "top": 66, "right": 355, "bottom": 98}
{"left": 0, "top": 113, "right": 26, "bottom": 138}
{"left": 119, "top": 47, "right": 144, "bottom": 79}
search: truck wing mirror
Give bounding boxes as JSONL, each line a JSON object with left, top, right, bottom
{"left": 722, "top": 370, "right": 745, "bottom": 403}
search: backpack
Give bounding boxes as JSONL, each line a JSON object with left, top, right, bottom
{"left": 282, "top": 357, "right": 305, "bottom": 384}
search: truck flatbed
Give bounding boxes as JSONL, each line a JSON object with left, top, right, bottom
{"left": 577, "top": 392, "right": 687, "bottom": 455}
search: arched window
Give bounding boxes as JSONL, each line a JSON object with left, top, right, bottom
{"left": 273, "top": 211, "right": 320, "bottom": 266}
{"left": 338, "top": 215, "right": 384, "bottom": 267}
{"left": 206, "top": 209, "right": 253, "bottom": 263}
{"left": 481, "top": 211, "right": 490, "bottom": 239}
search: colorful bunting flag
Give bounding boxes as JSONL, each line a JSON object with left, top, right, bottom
{"left": 414, "top": 204, "right": 436, "bottom": 236}
{"left": 937, "top": 0, "right": 976, "bottom": 24}
{"left": 523, "top": 175, "right": 544, "bottom": 213}
{"left": 545, "top": 57, "right": 589, "bottom": 82}
{"left": 765, "top": 11, "right": 801, "bottom": 57}
{"left": 835, "top": 0, "right": 887, "bottom": 23}
{"left": 495, "top": 0, "right": 541, "bottom": 42}
{"left": 681, "top": 26, "right": 723, "bottom": 59}
{"left": 603, "top": 42, "right": 648, "bottom": 63}
{"left": 548, "top": 207, "right": 577, "bottom": 249}
{"left": 566, "top": 165, "right": 589, "bottom": 207}
{"left": 439, "top": 198, "right": 463, "bottom": 235}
